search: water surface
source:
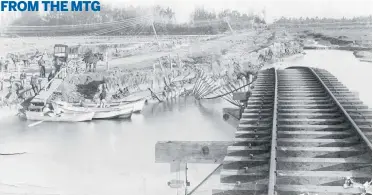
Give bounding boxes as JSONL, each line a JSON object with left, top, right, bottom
{"left": 0, "top": 97, "right": 235, "bottom": 195}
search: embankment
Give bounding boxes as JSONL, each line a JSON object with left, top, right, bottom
{"left": 58, "top": 31, "right": 304, "bottom": 103}
{"left": 302, "top": 30, "right": 370, "bottom": 47}
{"left": 300, "top": 30, "right": 372, "bottom": 61}
{"left": 353, "top": 51, "right": 372, "bottom": 62}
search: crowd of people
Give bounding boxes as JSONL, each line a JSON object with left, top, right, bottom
{"left": 0, "top": 53, "right": 64, "bottom": 107}
{"left": 0, "top": 29, "right": 305, "bottom": 108}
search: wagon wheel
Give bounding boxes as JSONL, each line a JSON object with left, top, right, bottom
{"left": 66, "top": 61, "right": 75, "bottom": 75}
{"left": 65, "top": 60, "right": 84, "bottom": 75}
{"left": 74, "top": 61, "right": 86, "bottom": 74}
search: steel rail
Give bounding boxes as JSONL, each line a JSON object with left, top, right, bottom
{"left": 309, "top": 67, "right": 372, "bottom": 150}
{"left": 267, "top": 68, "right": 278, "bottom": 195}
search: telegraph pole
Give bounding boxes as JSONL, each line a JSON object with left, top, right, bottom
{"left": 151, "top": 22, "right": 160, "bottom": 46}
{"left": 225, "top": 17, "right": 234, "bottom": 34}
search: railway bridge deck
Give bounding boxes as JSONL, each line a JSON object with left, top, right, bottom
{"left": 156, "top": 66, "right": 372, "bottom": 195}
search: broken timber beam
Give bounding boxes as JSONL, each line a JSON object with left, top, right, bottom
{"left": 155, "top": 141, "right": 233, "bottom": 164}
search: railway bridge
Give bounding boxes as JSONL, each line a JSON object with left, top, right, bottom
{"left": 156, "top": 66, "right": 372, "bottom": 195}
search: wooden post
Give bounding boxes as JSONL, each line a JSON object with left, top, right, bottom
{"left": 225, "top": 17, "right": 234, "bottom": 34}
{"left": 233, "top": 92, "right": 250, "bottom": 118}
{"left": 106, "top": 51, "right": 109, "bottom": 71}
{"left": 185, "top": 163, "right": 189, "bottom": 195}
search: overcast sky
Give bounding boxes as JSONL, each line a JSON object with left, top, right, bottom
{"left": 102, "top": 0, "right": 372, "bottom": 23}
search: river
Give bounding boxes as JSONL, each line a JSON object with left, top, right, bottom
{"left": 0, "top": 50, "right": 371, "bottom": 195}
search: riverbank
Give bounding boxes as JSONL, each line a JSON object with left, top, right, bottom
{"left": 295, "top": 27, "right": 372, "bottom": 61}
{"left": 353, "top": 51, "right": 372, "bottom": 62}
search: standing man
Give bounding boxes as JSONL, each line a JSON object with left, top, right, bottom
{"left": 47, "top": 69, "right": 56, "bottom": 90}
{"left": 38, "top": 77, "right": 42, "bottom": 92}
{"left": 38, "top": 56, "right": 46, "bottom": 78}
{"left": 53, "top": 57, "right": 60, "bottom": 75}
{"left": 30, "top": 74, "right": 38, "bottom": 95}
{"left": 4, "top": 59, "right": 9, "bottom": 72}
{"left": 9, "top": 73, "right": 15, "bottom": 87}
{"left": 98, "top": 78, "right": 109, "bottom": 108}
{"left": 20, "top": 70, "right": 26, "bottom": 89}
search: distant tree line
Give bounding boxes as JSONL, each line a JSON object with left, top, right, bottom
{"left": 272, "top": 15, "right": 372, "bottom": 25}
{"left": 9, "top": 5, "right": 265, "bottom": 36}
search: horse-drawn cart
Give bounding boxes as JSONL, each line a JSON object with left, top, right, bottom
{"left": 54, "top": 44, "right": 68, "bottom": 62}
{"left": 54, "top": 44, "right": 85, "bottom": 74}
{"left": 53, "top": 44, "right": 68, "bottom": 76}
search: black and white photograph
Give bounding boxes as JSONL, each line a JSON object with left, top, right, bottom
{"left": 0, "top": 0, "right": 371, "bottom": 194}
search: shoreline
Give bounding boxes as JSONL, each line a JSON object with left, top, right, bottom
{"left": 353, "top": 50, "right": 372, "bottom": 62}
{"left": 303, "top": 45, "right": 372, "bottom": 62}
{"left": 300, "top": 30, "right": 372, "bottom": 61}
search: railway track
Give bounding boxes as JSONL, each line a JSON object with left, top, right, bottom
{"left": 214, "top": 66, "right": 372, "bottom": 195}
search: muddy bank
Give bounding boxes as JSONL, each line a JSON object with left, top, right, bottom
{"left": 353, "top": 51, "right": 372, "bottom": 62}
{"left": 301, "top": 31, "right": 372, "bottom": 51}
{"left": 306, "top": 31, "right": 353, "bottom": 46}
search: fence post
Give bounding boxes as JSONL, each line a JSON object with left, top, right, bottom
{"left": 233, "top": 92, "right": 250, "bottom": 119}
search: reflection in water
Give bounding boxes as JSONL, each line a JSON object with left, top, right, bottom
{"left": 197, "top": 101, "right": 217, "bottom": 118}
{"left": 144, "top": 96, "right": 190, "bottom": 116}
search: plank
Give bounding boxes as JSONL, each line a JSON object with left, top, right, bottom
{"left": 212, "top": 183, "right": 268, "bottom": 195}
{"left": 32, "top": 79, "right": 63, "bottom": 103}
{"left": 155, "top": 141, "right": 233, "bottom": 164}
{"left": 277, "top": 170, "right": 371, "bottom": 177}
{"left": 276, "top": 184, "right": 364, "bottom": 194}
